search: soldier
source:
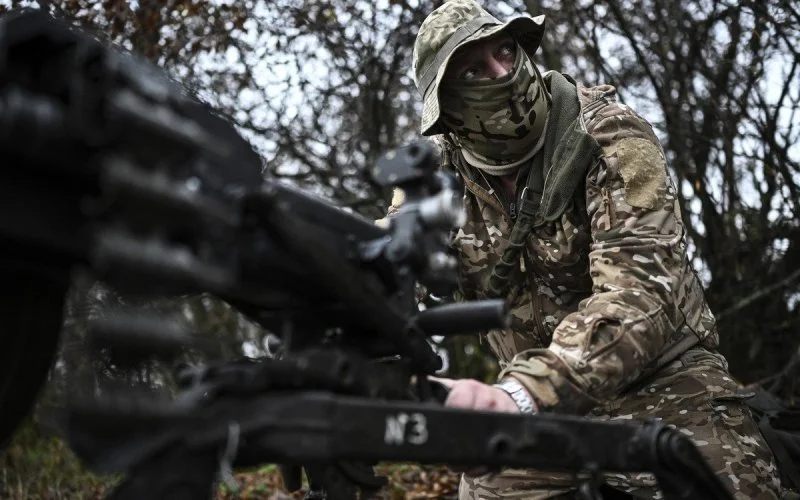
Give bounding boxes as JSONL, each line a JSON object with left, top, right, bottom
{"left": 391, "top": 0, "right": 791, "bottom": 498}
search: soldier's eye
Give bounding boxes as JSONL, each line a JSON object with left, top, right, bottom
{"left": 460, "top": 67, "right": 479, "bottom": 80}
{"left": 498, "top": 42, "right": 516, "bottom": 60}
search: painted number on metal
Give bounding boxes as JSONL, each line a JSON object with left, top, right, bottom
{"left": 384, "top": 412, "right": 428, "bottom": 445}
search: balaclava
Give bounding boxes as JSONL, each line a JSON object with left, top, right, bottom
{"left": 439, "top": 43, "right": 549, "bottom": 174}
{"left": 412, "top": 0, "right": 548, "bottom": 173}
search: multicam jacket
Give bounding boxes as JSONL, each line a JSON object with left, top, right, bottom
{"left": 392, "top": 74, "right": 720, "bottom": 416}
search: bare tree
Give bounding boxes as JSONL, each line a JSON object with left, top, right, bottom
{"left": 4, "top": 0, "right": 797, "bottom": 389}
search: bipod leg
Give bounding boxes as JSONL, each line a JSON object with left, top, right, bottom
{"left": 577, "top": 464, "right": 604, "bottom": 500}
{"left": 104, "top": 444, "right": 219, "bottom": 500}
{"left": 304, "top": 481, "right": 327, "bottom": 500}
{"left": 303, "top": 462, "right": 386, "bottom": 500}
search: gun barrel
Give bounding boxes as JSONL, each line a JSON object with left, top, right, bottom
{"left": 415, "top": 299, "right": 508, "bottom": 336}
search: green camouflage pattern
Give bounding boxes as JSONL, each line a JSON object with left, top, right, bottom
{"left": 439, "top": 44, "right": 549, "bottom": 167}
{"left": 459, "top": 348, "right": 785, "bottom": 498}
{"left": 412, "top": 0, "right": 545, "bottom": 136}
{"left": 448, "top": 79, "right": 719, "bottom": 415}
{"left": 385, "top": 76, "right": 789, "bottom": 496}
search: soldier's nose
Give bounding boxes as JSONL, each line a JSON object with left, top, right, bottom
{"left": 486, "top": 56, "right": 512, "bottom": 79}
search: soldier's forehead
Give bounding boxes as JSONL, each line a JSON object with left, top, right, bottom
{"left": 450, "top": 31, "right": 514, "bottom": 63}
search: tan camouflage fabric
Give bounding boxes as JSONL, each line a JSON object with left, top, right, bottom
{"left": 459, "top": 349, "right": 785, "bottom": 499}
{"left": 412, "top": 0, "right": 545, "bottom": 136}
{"left": 439, "top": 42, "right": 550, "bottom": 167}
{"left": 445, "top": 80, "right": 721, "bottom": 414}
{"left": 398, "top": 0, "right": 792, "bottom": 496}
{"left": 385, "top": 76, "right": 789, "bottom": 496}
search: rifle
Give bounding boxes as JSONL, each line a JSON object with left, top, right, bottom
{"left": 0, "top": 9, "right": 735, "bottom": 500}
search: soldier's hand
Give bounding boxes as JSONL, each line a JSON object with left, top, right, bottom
{"left": 429, "top": 377, "right": 520, "bottom": 478}
{"left": 429, "top": 377, "right": 519, "bottom": 413}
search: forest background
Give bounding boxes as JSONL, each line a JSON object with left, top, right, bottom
{"left": 0, "top": 0, "right": 798, "bottom": 498}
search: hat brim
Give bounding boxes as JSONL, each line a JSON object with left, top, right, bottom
{"left": 420, "top": 14, "right": 546, "bottom": 136}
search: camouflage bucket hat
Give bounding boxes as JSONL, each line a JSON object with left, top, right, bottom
{"left": 412, "top": 0, "right": 545, "bottom": 136}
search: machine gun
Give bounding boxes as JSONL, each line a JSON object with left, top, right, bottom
{"left": 0, "top": 9, "right": 735, "bottom": 500}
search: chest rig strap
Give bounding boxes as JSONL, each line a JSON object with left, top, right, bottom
{"left": 485, "top": 73, "right": 606, "bottom": 299}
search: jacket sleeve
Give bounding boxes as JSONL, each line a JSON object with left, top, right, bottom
{"left": 500, "top": 104, "right": 692, "bottom": 414}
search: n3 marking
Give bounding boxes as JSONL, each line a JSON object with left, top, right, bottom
{"left": 384, "top": 412, "right": 428, "bottom": 445}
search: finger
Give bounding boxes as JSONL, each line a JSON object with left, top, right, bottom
{"left": 428, "top": 376, "right": 455, "bottom": 389}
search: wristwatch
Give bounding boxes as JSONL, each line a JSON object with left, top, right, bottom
{"left": 494, "top": 378, "right": 537, "bottom": 414}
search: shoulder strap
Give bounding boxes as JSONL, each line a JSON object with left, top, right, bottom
{"left": 486, "top": 75, "right": 608, "bottom": 299}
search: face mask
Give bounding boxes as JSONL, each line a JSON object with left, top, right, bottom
{"left": 439, "top": 45, "right": 549, "bottom": 168}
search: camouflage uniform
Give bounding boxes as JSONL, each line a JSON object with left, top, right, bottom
{"left": 395, "top": 0, "right": 791, "bottom": 498}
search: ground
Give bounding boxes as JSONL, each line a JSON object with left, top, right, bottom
{"left": 0, "top": 419, "right": 461, "bottom": 499}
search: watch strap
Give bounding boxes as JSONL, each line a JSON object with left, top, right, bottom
{"left": 493, "top": 378, "right": 537, "bottom": 414}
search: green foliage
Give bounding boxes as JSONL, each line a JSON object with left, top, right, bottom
{"left": 0, "top": 418, "right": 117, "bottom": 499}
{"left": 437, "top": 335, "right": 501, "bottom": 383}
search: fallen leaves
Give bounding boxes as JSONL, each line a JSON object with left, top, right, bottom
{"left": 216, "top": 463, "right": 461, "bottom": 500}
